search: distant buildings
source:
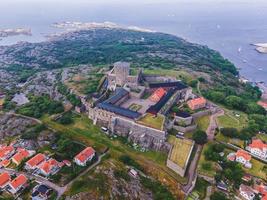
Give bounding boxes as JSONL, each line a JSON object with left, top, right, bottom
{"left": 246, "top": 139, "right": 267, "bottom": 159}
{"left": 74, "top": 147, "right": 95, "bottom": 166}
{"left": 187, "top": 97, "right": 207, "bottom": 111}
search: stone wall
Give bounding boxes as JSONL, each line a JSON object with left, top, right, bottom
{"left": 173, "top": 124, "right": 197, "bottom": 133}
{"left": 111, "top": 117, "right": 170, "bottom": 151}
{"left": 192, "top": 109, "right": 211, "bottom": 120}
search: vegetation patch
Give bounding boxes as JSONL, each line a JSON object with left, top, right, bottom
{"left": 137, "top": 113, "right": 165, "bottom": 130}
{"left": 168, "top": 136, "right": 194, "bottom": 169}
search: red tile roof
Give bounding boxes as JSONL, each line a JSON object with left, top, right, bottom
{"left": 0, "top": 172, "right": 10, "bottom": 187}
{"left": 258, "top": 101, "right": 267, "bottom": 109}
{"left": 0, "top": 159, "right": 11, "bottom": 167}
{"left": 149, "top": 88, "right": 167, "bottom": 102}
{"left": 75, "top": 147, "right": 95, "bottom": 163}
{"left": 0, "top": 146, "right": 14, "bottom": 159}
{"left": 26, "top": 153, "right": 45, "bottom": 168}
{"left": 236, "top": 150, "right": 251, "bottom": 161}
{"left": 10, "top": 174, "right": 27, "bottom": 190}
{"left": 39, "top": 159, "right": 59, "bottom": 174}
{"left": 187, "top": 97, "right": 206, "bottom": 110}
{"left": 249, "top": 139, "right": 267, "bottom": 151}
{"left": 12, "top": 149, "right": 30, "bottom": 164}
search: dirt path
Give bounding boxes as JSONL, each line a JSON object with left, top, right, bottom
{"left": 206, "top": 108, "right": 224, "bottom": 141}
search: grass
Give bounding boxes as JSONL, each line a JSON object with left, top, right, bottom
{"left": 197, "top": 142, "right": 216, "bottom": 177}
{"left": 217, "top": 109, "right": 248, "bottom": 131}
{"left": 196, "top": 115, "right": 210, "bottom": 131}
{"left": 137, "top": 113, "right": 165, "bottom": 130}
{"left": 0, "top": 97, "right": 4, "bottom": 107}
{"left": 128, "top": 103, "right": 142, "bottom": 112}
{"left": 192, "top": 178, "right": 210, "bottom": 200}
{"left": 168, "top": 135, "right": 194, "bottom": 169}
{"left": 41, "top": 114, "right": 187, "bottom": 197}
{"left": 256, "top": 133, "right": 267, "bottom": 143}
{"left": 143, "top": 68, "right": 194, "bottom": 82}
{"left": 215, "top": 133, "right": 245, "bottom": 148}
{"left": 245, "top": 158, "right": 266, "bottom": 180}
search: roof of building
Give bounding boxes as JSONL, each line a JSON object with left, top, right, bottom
{"left": 97, "top": 102, "right": 141, "bottom": 119}
{"left": 0, "top": 172, "right": 10, "bottom": 187}
{"left": 258, "top": 101, "right": 267, "bottom": 109}
{"left": 0, "top": 146, "right": 14, "bottom": 159}
{"left": 26, "top": 153, "right": 46, "bottom": 168}
{"left": 104, "top": 88, "right": 129, "bottom": 105}
{"left": 149, "top": 88, "right": 167, "bottom": 102}
{"left": 187, "top": 97, "right": 207, "bottom": 108}
{"left": 236, "top": 150, "right": 251, "bottom": 161}
{"left": 254, "top": 183, "right": 267, "bottom": 196}
{"left": 147, "top": 87, "right": 176, "bottom": 114}
{"left": 12, "top": 149, "right": 30, "bottom": 164}
{"left": 175, "top": 110, "right": 191, "bottom": 118}
{"left": 240, "top": 184, "right": 255, "bottom": 197}
{"left": 39, "top": 159, "right": 59, "bottom": 174}
{"left": 75, "top": 147, "right": 95, "bottom": 163}
{"left": 249, "top": 139, "right": 267, "bottom": 151}
{"left": 149, "top": 81, "right": 187, "bottom": 90}
{"left": 36, "top": 184, "right": 51, "bottom": 194}
{"left": 0, "top": 159, "right": 11, "bottom": 167}
{"left": 10, "top": 174, "right": 27, "bottom": 190}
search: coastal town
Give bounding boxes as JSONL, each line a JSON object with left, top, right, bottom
{"left": 0, "top": 60, "right": 266, "bottom": 200}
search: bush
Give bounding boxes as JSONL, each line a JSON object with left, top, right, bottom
{"left": 220, "top": 128, "right": 238, "bottom": 138}
{"left": 58, "top": 113, "right": 74, "bottom": 125}
{"left": 210, "top": 192, "right": 229, "bottom": 200}
{"left": 119, "top": 155, "right": 144, "bottom": 171}
{"left": 192, "top": 130, "right": 208, "bottom": 145}
{"left": 114, "top": 170, "right": 130, "bottom": 181}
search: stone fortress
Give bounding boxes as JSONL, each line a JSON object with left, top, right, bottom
{"left": 85, "top": 62, "right": 192, "bottom": 151}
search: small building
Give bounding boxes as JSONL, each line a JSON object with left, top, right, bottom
{"left": 0, "top": 172, "right": 11, "bottom": 189}
{"left": 217, "top": 181, "right": 228, "bottom": 192}
{"left": 239, "top": 184, "right": 255, "bottom": 200}
{"left": 39, "top": 159, "right": 61, "bottom": 177}
{"left": 149, "top": 88, "right": 167, "bottom": 102}
{"left": 174, "top": 111, "right": 193, "bottom": 126}
{"left": 0, "top": 146, "right": 15, "bottom": 161}
{"left": 246, "top": 139, "right": 267, "bottom": 159}
{"left": 257, "top": 101, "right": 267, "bottom": 110}
{"left": 129, "top": 168, "right": 138, "bottom": 178}
{"left": 242, "top": 174, "right": 252, "bottom": 183}
{"left": 0, "top": 159, "right": 11, "bottom": 168}
{"left": 74, "top": 147, "right": 95, "bottom": 166}
{"left": 235, "top": 150, "right": 252, "bottom": 168}
{"left": 25, "top": 153, "right": 46, "bottom": 170}
{"left": 187, "top": 97, "right": 207, "bottom": 111}
{"left": 8, "top": 174, "right": 28, "bottom": 194}
{"left": 11, "top": 148, "right": 31, "bottom": 165}
{"left": 32, "top": 184, "right": 52, "bottom": 200}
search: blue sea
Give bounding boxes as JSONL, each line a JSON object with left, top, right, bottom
{"left": 0, "top": 0, "right": 267, "bottom": 83}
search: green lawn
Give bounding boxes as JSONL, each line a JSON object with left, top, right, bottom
{"left": 137, "top": 113, "right": 165, "bottom": 130}
{"left": 256, "top": 133, "right": 267, "bottom": 143}
{"left": 196, "top": 115, "right": 210, "bottom": 131}
{"left": 245, "top": 158, "right": 266, "bottom": 180}
{"left": 217, "top": 109, "right": 248, "bottom": 131}
{"left": 197, "top": 142, "right": 216, "bottom": 177}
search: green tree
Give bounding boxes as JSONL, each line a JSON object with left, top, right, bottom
{"left": 210, "top": 192, "right": 228, "bottom": 200}
{"left": 192, "top": 130, "right": 208, "bottom": 145}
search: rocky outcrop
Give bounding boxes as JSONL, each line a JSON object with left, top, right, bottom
{"left": 0, "top": 113, "right": 37, "bottom": 139}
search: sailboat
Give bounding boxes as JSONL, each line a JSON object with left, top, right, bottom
{"left": 238, "top": 47, "right": 242, "bottom": 53}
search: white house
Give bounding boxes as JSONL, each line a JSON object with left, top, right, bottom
{"left": 246, "top": 139, "right": 267, "bottom": 159}
{"left": 39, "top": 158, "right": 61, "bottom": 177}
{"left": 235, "top": 150, "right": 252, "bottom": 168}
{"left": 74, "top": 147, "right": 95, "bottom": 166}
{"left": 8, "top": 174, "right": 28, "bottom": 194}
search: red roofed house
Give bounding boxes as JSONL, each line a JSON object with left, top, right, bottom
{"left": 258, "top": 101, "right": 267, "bottom": 110}
{"left": 254, "top": 183, "right": 267, "bottom": 200}
{"left": 74, "top": 147, "right": 95, "bottom": 166}
{"left": 0, "top": 146, "right": 15, "bottom": 161}
{"left": 25, "top": 153, "right": 46, "bottom": 170}
{"left": 39, "top": 158, "right": 61, "bottom": 177}
{"left": 236, "top": 150, "right": 252, "bottom": 168}
{"left": 187, "top": 97, "right": 207, "bottom": 111}
{"left": 11, "top": 148, "right": 32, "bottom": 166}
{"left": 0, "top": 172, "right": 11, "bottom": 189}
{"left": 0, "top": 159, "right": 11, "bottom": 168}
{"left": 246, "top": 139, "right": 267, "bottom": 159}
{"left": 8, "top": 174, "right": 28, "bottom": 194}
{"left": 149, "top": 88, "right": 166, "bottom": 102}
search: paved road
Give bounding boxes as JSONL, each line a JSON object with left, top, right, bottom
{"left": 0, "top": 152, "right": 107, "bottom": 199}
{"left": 206, "top": 108, "right": 224, "bottom": 141}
